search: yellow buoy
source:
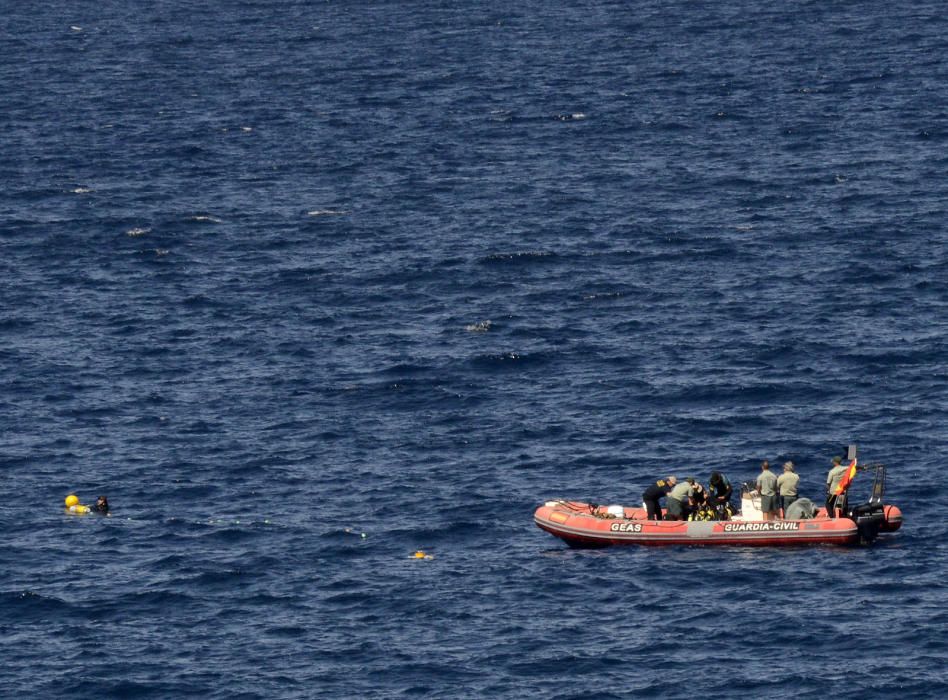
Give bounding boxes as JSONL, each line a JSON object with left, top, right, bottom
{"left": 65, "top": 494, "right": 79, "bottom": 508}
{"left": 414, "top": 551, "right": 425, "bottom": 558}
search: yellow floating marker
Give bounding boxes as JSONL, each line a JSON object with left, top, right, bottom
{"left": 64, "top": 494, "right": 90, "bottom": 514}
{"left": 413, "top": 551, "right": 434, "bottom": 560}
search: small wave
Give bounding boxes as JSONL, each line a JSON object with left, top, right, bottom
{"left": 581, "top": 292, "right": 622, "bottom": 301}
{"left": 645, "top": 119, "right": 691, "bottom": 132}
{"left": 377, "top": 362, "right": 432, "bottom": 376}
{"left": 465, "top": 320, "right": 491, "bottom": 332}
{"left": 554, "top": 112, "right": 587, "bottom": 121}
{"left": 6, "top": 590, "right": 74, "bottom": 618}
{"left": 182, "top": 293, "right": 226, "bottom": 308}
{"left": 469, "top": 351, "right": 551, "bottom": 369}
{"left": 266, "top": 625, "right": 307, "bottom": 638}
{"left": 189, "top": 215, "right": 222, "bottom": 223}
{"left": 125, "top": 227, "right": 150, "bottom": 237}
{"left": 307, "top": 209, "right": 349, "bottom": 216}
{"left": 0, "top": 317, "right": 34, "bottom": 330}
{"left": 719, "top": 107, "right": 753, "bottom": 121}
{"left": 916, "top": 128, "right": 948, "bottom": 141}
{"left": 481, "top": 250, "right": 557, "bottom": 264}
{"left": 191, "top": 569, "right": 248, "bottom": 585}
{"left": 70, "top": 186, "right": 92, "bottom": 194}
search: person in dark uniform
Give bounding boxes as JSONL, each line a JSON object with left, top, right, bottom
{"left": 642, "top": 476, "right": 677, "bottom": 521}
{"left": 687, "top": 482, "right": 712, "bottom": 520}
{"left": 708, "top": 471, "right": 733, "bottom": 511}
{"left": 704, "top": 472, "right": 733, "bottom": 520}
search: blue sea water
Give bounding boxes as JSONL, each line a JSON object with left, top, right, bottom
{"left": 2, "top": 0, "right": 947, "bottom": 697}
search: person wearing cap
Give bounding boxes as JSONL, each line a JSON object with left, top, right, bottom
{"left": 665, "top": 477, "right": 696, "bottom": 521}
{"left": 825, "top": 456, "right": 848, "bottom": 518}
{"left": 756, "top": 461, "right": 778, "bottom": 521}
{"left": 642, "top": 476, "right": 677, "bottom": 521}
{"left": 776, "top": 462, "right": 799, "bottom": 518}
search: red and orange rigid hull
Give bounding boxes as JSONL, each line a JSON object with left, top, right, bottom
{"left": 535, "top": 501, "right": 877, "bottom": 547}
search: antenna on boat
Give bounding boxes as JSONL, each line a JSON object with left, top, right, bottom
{"left": 869, "top": 464, "right": 886, "bottom": 505}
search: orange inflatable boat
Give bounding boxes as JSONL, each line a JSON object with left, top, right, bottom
{"left": 535, "top": 458, "right": 902, "bottom": 548}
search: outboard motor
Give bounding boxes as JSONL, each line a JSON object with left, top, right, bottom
{"left": 847, "top": 501, "right": 886, "bottom": 544}
{"left": 842, "top": 446, "right": 888, "bottom": 544}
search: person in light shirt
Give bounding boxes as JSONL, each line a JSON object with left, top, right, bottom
{"left": 825, "top": 456, "right": 849, "bottom": 518}
{"left": 776, "top": 462, "right": 799, "bottom": 518}
{"left": 665, "top": 477, "right": 696, "bottom": 521}
{"left": 756, "top": 461, "right": 778, "bottom": 521}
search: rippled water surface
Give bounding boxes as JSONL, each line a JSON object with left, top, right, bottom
{"left": 3, "top": 1, "right": 947, "bottom": 698}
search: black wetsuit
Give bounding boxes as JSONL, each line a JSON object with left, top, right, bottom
{"left": 642, "top": 479, "right": 674, "bottom": 521}
{"left": 709, "top": 475, "right": 732, "bottom": 504}
{"left": 709, "top": 474, "right": 733, "bottom": 518}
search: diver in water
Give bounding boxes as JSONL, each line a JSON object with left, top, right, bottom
{"left": 92, "top": 495, "right": 110, "bottom": 515}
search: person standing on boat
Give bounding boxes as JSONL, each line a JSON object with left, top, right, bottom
{"left": 665, "top": 477, "right": 696, "bottom": 521}
{"left": 776, "top": 462, "right": 799, "bottom": 518}
{"left": 708, "top": 471, "right": 733, "bottom": 517}
{"left": 825, "top": 456, "right": 849, "bottom": 518}
{"left": 756, "top": 461, "right": 778, "bottom": 521}
{"left": 642, "top": 476, "right": 677, "bottom": 521}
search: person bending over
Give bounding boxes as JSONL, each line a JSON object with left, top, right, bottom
{"left": 665, "top": 477, "right": 696, "bottom": 521}
{"left": 642, "top": 476, "right": 676, "bottom": 521}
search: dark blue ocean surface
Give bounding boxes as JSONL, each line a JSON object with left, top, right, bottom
{"left": 2, "top": 0, "right": 947, "bottom": 697}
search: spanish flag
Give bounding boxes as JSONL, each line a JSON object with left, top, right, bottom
{"left": 834, "top": 458, "right": 858, "bottom": 496}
